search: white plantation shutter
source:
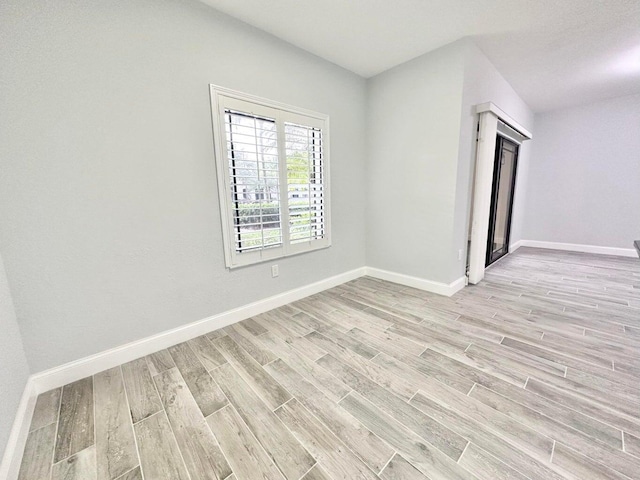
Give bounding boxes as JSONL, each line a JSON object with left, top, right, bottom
{"left": 210, "top": 86, "right": 331, "bottom": 268}
{"left": 285, "top": 122, "right": 325, "bottom": 245}
{"left": 224, "top": 109, "right": 282, "bottom": 252}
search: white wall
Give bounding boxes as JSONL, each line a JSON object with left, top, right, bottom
{"left": 454, "top": 42, "right": 535, "bottom": 280}
{"left": 366, "top": 41, "right": 466, "bottom": 284}
{"left": 0, "top": 0, "right": 367, "bottom": 372}
{"left": 523, "top": 93, "right": 640, "bottom": 249}
{"left": 0, "top": 252, "right": 30, "bottom": 456}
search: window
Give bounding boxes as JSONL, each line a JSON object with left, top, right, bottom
{"left": 210, "top": 85, "right": 330, "bottom": 268}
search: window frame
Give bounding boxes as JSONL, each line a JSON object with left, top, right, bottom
{"left": 209, "top": 85, "right": 331, "bottom": 269}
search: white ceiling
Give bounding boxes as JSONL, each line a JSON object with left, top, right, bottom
{"left": 200, "top": 0, "right": 640, "bottom": 112}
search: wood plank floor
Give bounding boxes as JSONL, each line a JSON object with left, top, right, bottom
{"left": 17, "top": 247, "right": 640, "bottom": 480}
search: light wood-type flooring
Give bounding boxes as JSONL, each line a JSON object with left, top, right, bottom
{"left": 17, "top": 247, "right": 640, "bottom": 480}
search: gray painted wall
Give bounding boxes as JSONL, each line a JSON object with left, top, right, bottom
{"left": 0, "top": 252, "right": 30, "bottom": 457}
{"left": 0, "top": 0, "right": 367, "bottom": 372}
{"left": 366, "top": 40, "right": 534, "bottom": 285}
{"left": 523, "top": 93, "right": 640, "bottom": 248}
{"left": 366, "top": 41, "right": 466, "bottom": 284}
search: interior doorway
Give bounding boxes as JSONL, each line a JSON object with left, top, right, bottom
{"left": 486, "top": 135, "right": 519, "bottom": 266}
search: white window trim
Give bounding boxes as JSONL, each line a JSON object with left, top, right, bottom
{"left": 209, "top": 85, "right": 331, "bottom": 269}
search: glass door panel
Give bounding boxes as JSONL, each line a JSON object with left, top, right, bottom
{"left": 486, "top": 136, "right": 519, "bottom": 266}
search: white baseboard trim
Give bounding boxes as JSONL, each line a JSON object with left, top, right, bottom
{"left": 509, "top": 239, "right": 523, "bottom": 252}
{"left": 29, "top": 267, "right": 366, "bottom": 395}
{"left": 25, "top": 263, "right": 467, "bottom": 394}
{"left": 0, "top": 382, "right": 37, "bottom": 480}
{"left": 2, "top": 263, "right": 468, "bottom": 478}
{"left": 519, "top": 240, "right": 637, "bottom": 258}
{"left": 365, "top": 267, "right": 466, "bottom": 297}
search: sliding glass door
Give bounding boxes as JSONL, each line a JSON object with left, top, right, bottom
{"left": 486, "top": 135, "right": 519, "bottom": 266}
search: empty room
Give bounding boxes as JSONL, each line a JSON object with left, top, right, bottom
{"left": 2, "top": 1, "right": 640, "bottom": 479}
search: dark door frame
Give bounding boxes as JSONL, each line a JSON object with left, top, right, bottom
{"left": 486, "top": 135, "right": 519, "bottom": 266}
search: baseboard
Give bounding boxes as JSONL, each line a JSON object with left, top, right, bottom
{"left": 29, "top": 267, "right": 366, "bottom": 394}
{"left": 365, "top": 267, "right": 466, "bottom": 297}
{"left": 520, "top": 240, "right": 637, "bottom": 258}
{"left": 27, "top": 263, "right": 465, "bottom": 394}
{"left": 0, "top": 381, "right": 37, "bottom": 480}
{"left": 2, "top": 268, "right": 363, "bottom": 478}
{"left": 509, "top": 239, "right": 523, "bottom": 252}
{"left": 3, "top": 263, "right": 467, "bottom": 478}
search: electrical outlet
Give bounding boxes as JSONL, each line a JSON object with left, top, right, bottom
{"left": 271, "top": 264, "right": 279, "bottom": 277}
{"left": 458, "top": 249, "right": 463, "bottom": 261}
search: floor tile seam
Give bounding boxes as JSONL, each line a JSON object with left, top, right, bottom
{"left": 274, "top": 389, "right": 392, "bottom": 477}
{"left": 338, "top": 390, "right": 467, "bottom": 473}
{"left": 475, "top": 381, "right": 629, "bottom": 453}
{"left": 118, "top": 365, "right": 144, "bottom": 480}
{"left": 313, "top": 344, "right": 474, "bottom": 462}
{"left": 209, "top": 338, "right": 295, "bottom": 411}
{"left": 149, "top": 365, "right": 197, "bottom": 480}
{"left": 522, "top": 377, "right": 640, "bottom": 436}
{"left": 206, "top": 400, "right": 289, "bottom": 480}
{"left": 410, "top": 387, "right": 557, "bottom": 466}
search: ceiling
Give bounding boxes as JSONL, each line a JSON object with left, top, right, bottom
{"left": 200, "top": 0, "right": 640, "bottom": 112}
